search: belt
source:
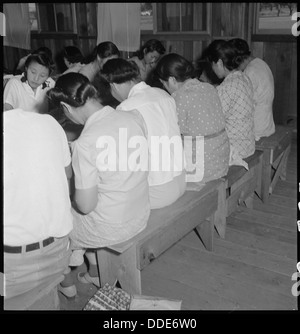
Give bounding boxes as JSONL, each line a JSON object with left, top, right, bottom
{"left": 182, "top": 128, "right": 226, "bottom": 141}
{"left": 4, "top": 237, "right": 55, "bottom": 254}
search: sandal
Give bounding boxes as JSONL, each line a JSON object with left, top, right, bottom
{"left": 77, "top": 272, "right": 100, "bottom": 288}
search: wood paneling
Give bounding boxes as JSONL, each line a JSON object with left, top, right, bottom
{"left": 262, "top": 41, "right": 296, "bottom": 124}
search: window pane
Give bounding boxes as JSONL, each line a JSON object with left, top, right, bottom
{"left": 39, "top": 3, "right": 56, "bottom": 32}
{"left": 157, "top": 3, "right": 180, "bottom": 32}
{"left": 55, "top": 3, "right": 73, "bottom": 32}
{"left": 141, "top": 2, "right": 153, "bottom": 30}
{"left": 29, "top": 3, "right": 38, "bottom": 31}
{"left": 181, "top": 3, "right": 207, "bottom": 32}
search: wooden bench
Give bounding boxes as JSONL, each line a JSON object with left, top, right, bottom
{"left": 95, "top": 179, "right": 223, "bottom": 295}
{"left": 222, "top": 150, "right": 263, "bottom": 219}
{"left": 255, "top": 125, "right": 292, "bottom": 203}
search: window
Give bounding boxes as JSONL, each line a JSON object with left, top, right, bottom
{"left": 254, "top": 3, "right": 297, "bottom": 34}
{"left": 141, "top": 3, "right": 153, "bottom": 31}
{"left": 28, "top": 3, "right": 77, "bottom": 33}
{"left": 155, "top": 3, "right": 210, "bottom": 33}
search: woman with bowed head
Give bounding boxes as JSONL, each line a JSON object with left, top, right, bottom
{"left": 47, "top": 72, "right": 150, "bottom": 297}
{"left": 79, "top": 41, "right": 120, "bottom": 82}
{"left": 4, "top": 53, "right": 55, "bottom": 114}
{"left": 130, "top": 39, "right": 166, "bottom": 83}
{"left": 205, "top": 39, "right": 255, "bottom": 168}
{"left": 227, "top": 38, "right": 275, "bottom": 141}
{"left": 101, "top": 58, "right": 186, "bottom": 209}
{"left": 155, "top": 53, "right": 230, "bottom": 183}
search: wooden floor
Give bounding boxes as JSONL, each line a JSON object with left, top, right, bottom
{"left": 59, "top": 132, "right": 298, "bottom": 311}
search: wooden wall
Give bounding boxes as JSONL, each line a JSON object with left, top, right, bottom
{"left": 3, "top": 3, "right": 296, "bottom": 124}
{"left": 252, "top": 38, "right": 297, "bottom": 125}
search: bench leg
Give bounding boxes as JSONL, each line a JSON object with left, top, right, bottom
{"left": 213, "top": 180, "right": 227, "bottom": 239}
{"left": 261, "top": 150, "right": 272, "bottom": 203}
{"left": 194, "top": 213, "right": 214, "bottom": 251}
{"left": 96, "top": 247, "right": 142, "bottom": 295}
{"left": 243, "top": 193, "right": 254, "bottom": 209}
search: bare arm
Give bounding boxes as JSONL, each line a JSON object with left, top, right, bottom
{"left": 4, "top": 103, "right": 14, "bottom": 111}
{"left": 74, "top": 185, "right": 98, "bottom": 214}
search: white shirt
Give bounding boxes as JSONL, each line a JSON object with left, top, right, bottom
{"left": 4, "top": 75, "right": 55, "bottom": 114}
{"left": 117, "top": 82, "right": 184, "bottom": 186}
{"left": 244, "top": 58, "right": 275, "bottom": 140}
{"left": 71, "top": 106, "right": 150, "bottom": 246}
{"left": 4, "top": 109, "right": 73, "bottom": 245}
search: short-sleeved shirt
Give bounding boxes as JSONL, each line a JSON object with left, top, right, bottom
{"left": 4, "top": 109, "right": 73, "bottom": 245}
{"left": 217, "top": 71, "right": 255, "bottom": 161}
{"left": 117, "top": 82, "right": 184, "bottom": 186}
{"left": 244, "top": 58, "right": 275, "bottom": 140}
{"left": 71, "top": 106, "right": 150, "bottom": 248}
{"left": 172, "top": 78, "right": 229, "bottom": 182}
{"left": 4, "top": 74, "right": 55, "bottom": 114}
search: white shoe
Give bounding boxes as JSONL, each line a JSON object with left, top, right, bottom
{"left": 58, "top": 284, "right": 77, "bottom": 298}
{"left": 69, "top": 249, "right": 86, "bottom": 266}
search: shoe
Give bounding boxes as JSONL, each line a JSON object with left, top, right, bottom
{"left": 58, "top": 284, "right": 77, "bottom": 299}
{"left": 77, "top": 272, "right": 100, "bottom": 288}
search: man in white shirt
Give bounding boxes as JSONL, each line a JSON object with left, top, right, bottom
{"left": 4, "top": 109, "right": 73, "bottom": 310}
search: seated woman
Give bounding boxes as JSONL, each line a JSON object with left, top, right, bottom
{"left": 227, "top": 38, "right": 275, "bottom": 141}
{"left": 205, "top": 40, "right": 255, "bottom": 168}
{"left": 4, "top": 53, "right": 55, "bottom": 114}
{"left": 55, "top": 45, "right": 84, "bottom": 77}
{"left": 47, "top": 72, "right": 150, "bottom": 297}
{"left": 101, "top": 58, "right": 186, "bottom": 209}
{"left": 129, "top": 39, "right": 165, "bottom": 83}
{"left": 155, "top": 53, "right": 230, "bottom": 183}
{"left": 78, "top": 41, "right": 120, "bottom": 82}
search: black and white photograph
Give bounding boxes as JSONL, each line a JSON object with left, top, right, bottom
{"left": 2, "top": 2, "right": 298, "bottom": 317}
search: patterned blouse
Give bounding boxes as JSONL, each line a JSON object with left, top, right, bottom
{"left": 216, "top": 71, "right": 255, "bottom": 164}
{"left": 172, "top": 78, "right": 230, "bottom": 183}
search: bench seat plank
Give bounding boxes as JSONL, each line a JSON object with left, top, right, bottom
{"left": 96, "top": 179, "right": 222, "bottom": 294}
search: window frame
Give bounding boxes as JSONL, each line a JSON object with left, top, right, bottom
{"left": 152, "top": 3, "right": 212, "bottom": 35}
{"left": 253, "top": 2, "right": 297, "bottom": 35}
{"left": 30, "top": 3, "right": 77, "bottom": 34}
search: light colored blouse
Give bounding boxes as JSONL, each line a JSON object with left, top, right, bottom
{"left": 217, "top": 71, "right": 255, "bottom": 166}
{"left": 70, "top": 106, "right": 150, "bottom": 248}
{"left": 172, "top": 78, "right": 230, "bottom": 182}
{"left": 4, "top": 74, "right": 55, "bottom": 113}
{"left": 244, "top": 58, "right": 275, "bottom": 141}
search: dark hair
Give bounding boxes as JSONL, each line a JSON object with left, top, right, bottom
{"left": 32, "top": 47, "right": 53, "bottom": 64}
{"left": 204, "top": 39, "right": 244, "bottom": 71}
{"left": 47, "top": 72, "right": 99, "bottom": 108}
{"left": 194, "top": 60, "right": 223, "bottom": 86}
{"left": 101, "top": 58, "right": 141, "bottom": 84}
{"left": 154, "top": 53, "right": 194, "bottom": 82}
{"left": 92, "top": 73, "right": 120, "bottom": 109}
{"left": 63, "top": 46, "right": 83, "bottom": 64}
{"left": 83, "top": 41, "right": 120, "bottom": 64}
{"left": 135, "top": 39, "right": 165, "bottom": 60}
{"left": 228, "top": 38, "right": 251, "bottom": 59}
